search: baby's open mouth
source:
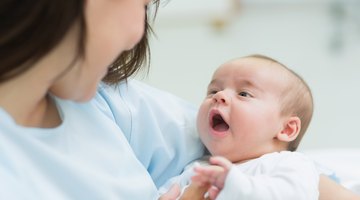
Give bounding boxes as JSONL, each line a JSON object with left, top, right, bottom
{"left": 211, "top": 114, "right": 229, "bottom": 132}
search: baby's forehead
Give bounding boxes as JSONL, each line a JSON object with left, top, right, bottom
{"left": 229, "top": 56, "right": 281, "bottom": 68}
{"left": 213, "top": 57, "right": 295, "bottom": 90}
{"left": 217, "top": 57, "right": 286, "bottom": 75}
{"left": 215, "top": 61, "right": 275, "bottom": 78}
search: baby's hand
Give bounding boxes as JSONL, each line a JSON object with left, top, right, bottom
{"left": 191, "top": 156, "right": 233, "bottom": 199}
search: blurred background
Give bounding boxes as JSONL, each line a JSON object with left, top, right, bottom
{"left": 138, "top": 0, "right": 360, "bottom": 150}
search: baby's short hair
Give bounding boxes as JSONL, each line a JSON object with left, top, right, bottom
{"left": 247, "top": 54, "right": 314, "bottom": 151}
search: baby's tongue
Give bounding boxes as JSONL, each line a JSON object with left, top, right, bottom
{"left": 214, "top": 123, "right": 229, "bottom": 132}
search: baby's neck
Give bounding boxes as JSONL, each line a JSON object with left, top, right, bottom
{"left": 233, "top": 157, "right": 256, "bottom": 165}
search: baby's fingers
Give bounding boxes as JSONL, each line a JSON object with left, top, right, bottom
{"left": 208, "top": 186, "right": 220, "bottom": 200}
{"left": 194, "top": 165, "right": 224, "bottom": 175}
{"left": 194, "top": 165, "right": 224, "bottom": 182}
{"left": 191, "top": 174, "right": 212, "bottom": 186}
{"left": 209, "top": 156, "right": 232, "bottom": 170}
{"left": 193, "top": 169, "right": 223, "bottom": 185}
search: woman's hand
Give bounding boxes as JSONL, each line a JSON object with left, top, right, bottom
{"left": 159, "top": 184, "right": 181, "bottom": 200}
{"left": 159, "top": 182, "right": 211, "bottom": 200}
{"left": 179, "top": 182, "right": 211, "bottom": 200}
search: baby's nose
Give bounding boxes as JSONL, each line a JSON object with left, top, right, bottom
{"left": 212, "top": 91, "right": 229, "bottom": 104}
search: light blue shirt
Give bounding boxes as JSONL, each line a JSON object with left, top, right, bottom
{"left": 0, "top": 80, "right": 205, "bottom": 199}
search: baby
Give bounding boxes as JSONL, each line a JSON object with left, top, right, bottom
{"left": 160, "top": 54, "right": 319, "bottom": 199}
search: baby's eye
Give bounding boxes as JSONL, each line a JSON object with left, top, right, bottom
{"left": 239, "top": 91, "right": 251, "bottom": 97}
{"left": 207, "top": 90, "right": 218, "bottom": 95}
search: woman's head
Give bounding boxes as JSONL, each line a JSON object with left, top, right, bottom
{"left": 0, "top": 1, "right": 85, "bottom": 82}
{"left": 0, "top": 0, "right": 159, "bottom": 101}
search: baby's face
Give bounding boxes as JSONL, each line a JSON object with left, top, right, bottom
{"left": 197, "top": 57, "right": 289, "bottom": 163}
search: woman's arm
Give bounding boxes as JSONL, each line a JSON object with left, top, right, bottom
{"left": 319, "top": 175, "right": 360, "bottom": 200}
{"left": 100, "top": 80, "right": 205, "bottom": 187}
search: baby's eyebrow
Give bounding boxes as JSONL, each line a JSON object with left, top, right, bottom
{"left": 208, "top": 79, "right": 222, "bottom": 86}
{"left": 207, "top": 80, "right": 222, "bottom": 91}
{"left": 234, "top": 78, "right": 264, "bottom": 93}
{"left": 208, "top": 78, "right": 263, "bottom": 93}
{"left": 236, "top": 79, "right": 254, "bottom": 87}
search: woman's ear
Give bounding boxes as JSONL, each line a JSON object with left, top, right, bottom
{"left": 276, "top": 116, "right": 301, "bottom": 142}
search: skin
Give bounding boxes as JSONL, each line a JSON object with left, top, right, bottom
{"left": 0, "top": 1, "right": 202, "bottom": 199}
{"left": 193, "top": 57, "right": 300, "bottom": 199}
{"left": 197, "top": 57, "right": 300, "bottom": 163}
{"left": 192, "top": 156, "right": 231, "bottom": 200}
{"left": 159, "top": 182, "right": 211, "bottom": 200}
{"left": 319, "top": 175, "right": 360, "bottom": 200}
{"left": 0, "top": 0, "right": 150, "bottom": 128}
{"left": 189, "top": 57, "right": 360, "bottom": 199}
{"left": 0, "top": 0, "right": 216, "bottom": 199}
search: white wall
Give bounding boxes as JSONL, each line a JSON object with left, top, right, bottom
{"left": 137, "top": 0, "right": 360, "bottom": 150}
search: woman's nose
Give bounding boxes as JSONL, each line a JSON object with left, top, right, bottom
{"left": 212, "top": 91, "right": 229, "bottom": 104}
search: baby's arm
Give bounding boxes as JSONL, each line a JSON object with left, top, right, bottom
{"left": 191, "top": 156, "right": 232, "bottom": 199}
{"left": 194, "top": 152, "right": 319, "bottom": 200}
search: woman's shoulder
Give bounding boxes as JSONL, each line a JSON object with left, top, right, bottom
{"left": 98, "top": 80, "right": 194, "bottom": 106}
{"left": 96, "top": 79, "right": 197, "bottom": 121}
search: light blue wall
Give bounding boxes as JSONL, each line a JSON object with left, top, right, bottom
{"left": 138, "top": 1, "right": 360, "bottom": 150}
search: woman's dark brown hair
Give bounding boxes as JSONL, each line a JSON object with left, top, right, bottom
{"left": 0, "top": 0, "right": 159, "bottom": 84}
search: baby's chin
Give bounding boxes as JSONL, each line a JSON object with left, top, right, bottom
{"left": 208, "top": 149, "right": 254, "bottom": 164}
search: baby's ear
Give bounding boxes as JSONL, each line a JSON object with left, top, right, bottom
{"left": 276, "top": 116, "right": 301, "bottom": 142}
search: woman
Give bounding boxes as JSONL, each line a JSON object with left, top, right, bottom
{"left": 1, "top": 0, "right": 203, "bottom": 199}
